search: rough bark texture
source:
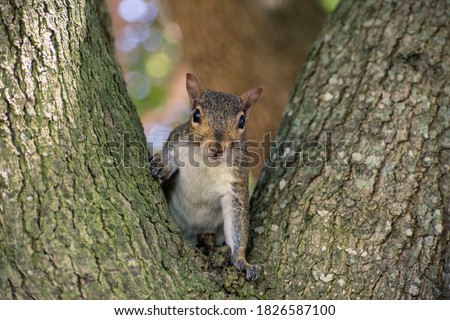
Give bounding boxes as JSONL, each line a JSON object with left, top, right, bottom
{"left": 0, "top": 0, "right": 226, "bottom": 299}
{"left": 250, "top": 0, "right": 449, "bottom": 299}
{"left": 165, "top": 0, "right": 326, "bottom": 176}
{"left": 1, "top": 0, "right": 449, "bottom": 300}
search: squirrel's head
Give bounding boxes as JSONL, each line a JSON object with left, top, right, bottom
{"left": 185, "top": 73, "right": 263, "bottom": 159}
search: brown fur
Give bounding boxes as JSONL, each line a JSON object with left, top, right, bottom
{"left": 150, "top": 73, "right": 263, "bottom": 280}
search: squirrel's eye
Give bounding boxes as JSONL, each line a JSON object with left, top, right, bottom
{"left": 193, "top": 109, "right": 201, "bottom": 123}
{"left": 238, "top": 115, "right": 246, "bottom": 129}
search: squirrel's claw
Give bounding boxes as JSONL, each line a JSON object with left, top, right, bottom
{"left": 245, "top": 264, "right": 261, "bottom": 281}
{"left": 149, "top": 153, "right": 170, "bottom": 180}
{"left": 232, "top": 257, "right": 261, "bottom": 281}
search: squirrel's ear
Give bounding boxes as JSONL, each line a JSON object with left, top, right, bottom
{"left": 240, "top": 87, "right": 263, "bottom": 113}
{"left": 186, "top": 73, "right": 204, "bottom": 106}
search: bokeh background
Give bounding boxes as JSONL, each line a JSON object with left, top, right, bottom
{"left": 106, "top": 0, "right": 340, "bottom": 177}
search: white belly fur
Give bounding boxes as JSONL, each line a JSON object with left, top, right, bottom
{"left": 167, "top": 158, "right": 235, "bottom": 244}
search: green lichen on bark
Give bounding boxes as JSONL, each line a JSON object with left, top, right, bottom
{"left": 250, "top": 0, "right": 449, "bottom": 299}
{"left": 0, "top": 0, "right": 225, "bottom": 299}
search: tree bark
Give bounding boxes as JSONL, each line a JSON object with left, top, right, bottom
{"left": 250, "top": 0, "right": 449, "bottom": 299}
{"left": 1, "top": 0, "right": 448, "bottom": 300}
{"left": 0, "top": 0, "right": 223, "bottom": 299}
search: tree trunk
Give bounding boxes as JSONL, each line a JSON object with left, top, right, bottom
{"left": 250, "top": 0, "right": 449, "bottom": 299}
{"left": 1, "top": 0, "right": 448, "bottom": 300}
{"left": 0, "top": 0, "right": 223, "bottom": 299}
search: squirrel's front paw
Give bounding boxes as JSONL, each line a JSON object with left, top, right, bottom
{"left": 233, "top": 258, "right": 261, "bottom": 281}
{"left": 149, "top": 153, "right": 170, "bottom": 180}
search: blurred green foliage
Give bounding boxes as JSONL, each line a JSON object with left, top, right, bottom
{"left": 116, "top": 0, "right": 182, "bottom": 116}
{"left": 318, "top": 0, "right": 340, "bottom": 13}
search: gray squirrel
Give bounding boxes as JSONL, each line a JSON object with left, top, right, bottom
{"left": 149, "top": 73, "right": 263, "bottom": 280}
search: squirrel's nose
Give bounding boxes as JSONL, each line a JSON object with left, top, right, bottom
{"left": 207, "top": 142, "right": 224, "bottom": 158}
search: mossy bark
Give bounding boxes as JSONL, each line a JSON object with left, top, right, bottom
{"left": 250, "top": 0, "right": 449, "bottom": 299}
{"left": 1, "top": 0, "right": 448, "bottom": 299}
{"left": 0, "top": 0, "right": 223, "bottom": 299}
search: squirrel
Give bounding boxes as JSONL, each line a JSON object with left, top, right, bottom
{"left": 149, "top": 73, "right": 263, "bottom": 280}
